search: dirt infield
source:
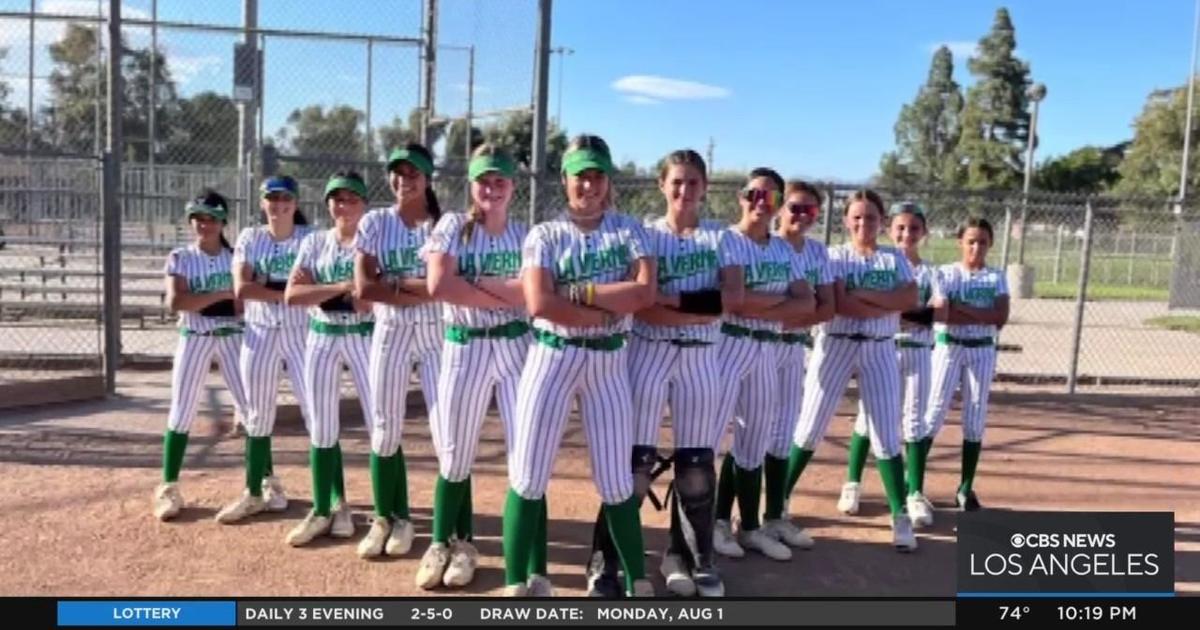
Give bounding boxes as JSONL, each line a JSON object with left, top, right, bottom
{"left": 0, "top": 374, "right": 1196, "bottom": 597}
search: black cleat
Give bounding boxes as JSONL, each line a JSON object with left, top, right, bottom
{"left": 956, "top": 489, "right": 982, "bottom": 512}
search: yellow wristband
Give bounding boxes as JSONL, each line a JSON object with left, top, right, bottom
{"left": 586, "top": 282, "right": 596, "bottom": 306}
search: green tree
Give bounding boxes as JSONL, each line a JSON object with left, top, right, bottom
{"left": 482, "top": 110, "right": 566, "bottom": 173}
{"left": 123, "top": 46, "right": 180, "bottom": 162}
{"left": 443, "top": 118, "right": 484, "bottom": 166}
{"left": 879, "top": 45, "right": 965, "bottom": 188}
{"left": 0, "top": 46, "right": 28, "bottom": 148}
{"left": 165, "top": 91, "right": 238, "bottom": 165}
{"left": 374, "top": 112, "right": 417, "bottom": 159}
{"left": 956, "top": 8, "right": 1034, "bottom": 189}
{"left": 1115, "top": 87, "right": 1200, "bottom": 198}
{"left": 275, "top": 104, "right": 365, "bottom": 178}
{"left": 1035, "top": 144, "right": 1124, "bottom": 193}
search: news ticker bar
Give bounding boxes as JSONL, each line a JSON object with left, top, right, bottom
{"left": 35, "top": 596, "right": 1192, "bottom": 627}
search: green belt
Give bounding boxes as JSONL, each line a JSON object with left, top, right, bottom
{"left": 828, "top": 332, "right": 893, "bottom": 343}
{"left": 781, "top": 332, "right": 814, "bottom": 348}
{"left": 309, "top": 320, "right": 375, "bottom": 336}
{"left": 534, "top": 328, "right": 626, "bottom": 352}
{"left": 181, "top": 326, "right": 242, "bottom": 338}
{"left": 720, "top": 322, "right": 781, "bottom": 343}
{"left": 896, "top": 339, "right": 933, "bottom": 349}
{"left": 445, "top": 320, "right": 531, "bottom": 344}
{"left": 936, "top": 332, "right": 994, "bottom": 348}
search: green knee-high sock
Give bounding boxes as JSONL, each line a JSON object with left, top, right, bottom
{"left": 715, "top": 455, "right": 737, "bottom": 521}
{"left": 921, "top": 436, "right": 933, "bottom": 458}
{"left": 246, "top": 436, "right": 270, "bottom": 497}
{"left": 763, "top": 454, "right": 788, "bottom": 521}
{"left": 369, "top": 453, "right": 399, "bottom": 518}
{"left": 456, "top": 476, "right": 474, "bottom": 542}
{"left": 392, "top": 446, "right": 410, "bottom": 520}
{"left": 528, "top": 497, "right": 547, "bottom": 577}
{"left": 734, "top": 463, "right": 764, "bottom": 530}
{"left": 310, "top": 446, "right": 336, "bottom": 517}
{"left": 604, "top": 495, "right": 647, "bottom": 593}
{"left": 876, "top": 455, "right": 907, "bottom": 516}
{"left": 330, "top": 442, "right": 346, "bottom": 506}
{"left": 162, "top": 430, "right": 189, "bottom": 483}
{"left": 905, "top": 440, "right": 927, "bottom": 495}
{"left": 432, "top": 475, "right": 471, "bottom": 544}
{"left": 784, "top": 446, "right": 815, "bottom": 498}
{"left": 960, "top": 440, "right": 982, "bottom": 493}
{"left": 264, "top": 436, "right": 274, "bottom": 477}
{"left": 846, "top": 431, "right": 871, "bottom": 483}
{"left": 502, "top": 489, "right": 541, "bottom": 586}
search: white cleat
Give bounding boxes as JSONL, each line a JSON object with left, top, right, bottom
{"left": 330, "top": 502, "right": 355, "bottom": 538}
{"left": 285, "top": 510, "right": 332, "bottom": 547}
{"left": 214, "top": 490, "right": 267, "bottom": 524}
{"left": 262, "top": 476, "right": 288, "bottom": 512}
{"left": 356, "top": 517, "right": 392, "bottom": 558}
{"left": 892, "top": 514, "right": 918, "bottom": 553}
{"left": 526, "top": 574, "right": 555, "bottom": 597}
{"left": 907, "top": 493, "right": 934, "bottom": 529}
{"left": 762, "top": 519, "right": 815, "bottom": 549}
{"left": 502, "top": 583, "right": 529, "bottom": 597}
{"left": 153, "top": 482, "right": 184, "bottom": 521}
{"left": 713, "top": 519, "right": 745, "bottom": 558}
{"left": 837, "top": 482, "right": 861, "bottom": 515}
{"left": 384, "top": 518, "right": 416, "bottom": 556}
{"left": 660, "top": 552, "right": 697, "bottom": 597}
{"left": 443, "top": 540, "right": 479, "bottom": 587}
{"left": 415, "top": 542, "right": 452, "bottom": 590}
{"left": 738, "top": 527, "right": 793, "bottom": 561}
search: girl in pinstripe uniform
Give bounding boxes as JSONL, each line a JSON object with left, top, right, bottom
{"left": 352, "top": 144, "right": 445, "bottom": 559}
{"left": 414, "top": 144, "right": 529, "bottom": 589}
{"left": 154, "top": 190, "right": 249, "bottom": 521}
{"left": 283, "top": 171, "right": 374, "bottom": 547}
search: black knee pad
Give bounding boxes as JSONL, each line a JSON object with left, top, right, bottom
{"left": 673, "top": 447, "right": 715, "bottom": 500}
{"left": 631, "top": 445, "right": 659, "bottom": 501}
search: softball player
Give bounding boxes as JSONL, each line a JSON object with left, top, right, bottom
{"left": 783, "top": 189, "right": 920, "bottom": 552}
{"left": 153, "top": 190, "right": 249, "bottom": 521}
{"left": 283, "top": 171, "right": 374, "bottom": 547}
{"left": 758, "top": 181, "right": 835, "bottom": 546}
{"left": 414, "top": 144, "right": 529, "bottom": 589}
{"left": 711, "top": 168, "right": 815, "bottom": 563}
{"left": 924, "top": 217, "right": 1009, "bottom": 512}
{"left": 352, "top": 143, "right": 446, "bottom": 559}
{"left": 842, "top": 202, "right": 937, "bottom": 527}
{"left": 215, "top": 176, "right": 312, "bottom": 524}
{"left": 503, "top": 134, "right": 656, "bottom": 598}
{"left": 588, "top": 149, "right": 745, "bottom": 599}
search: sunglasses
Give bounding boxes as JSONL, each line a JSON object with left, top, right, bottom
{"left": 741, "top": 188, "right": 781, "bottom": 208}
{"left": 787, "top": 202, "right": 820, "bottom": 216}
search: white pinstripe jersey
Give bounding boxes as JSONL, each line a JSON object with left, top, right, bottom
{"left": 633, "top": 218, "right": 739, "bottom": 343}
{"left": 293, "top": 229, "right": 374, "bottom": 326}
{"left": 164, "top": 244, "right": 239, "bottom": 334}
{"left": 933, "top": 262, "right": 1008, "bottom": 340}
{"left": 825, "top": 244, "right": 915, "bottom": 338}
{"left": 521, "top": 209, "right": 650, "bottom": 338}
{"left": 896, "top": 260, "right": 936, "bottom": 345}
{"left": 356, "top": 207, "right": 441, "bottom": 324}
{"left": 422, "top": 212, "right": 528, "bottom": 328}
{"left": 723, "top": 228, "right": 803, "bottom": 334}
{"left": 784, "top": 237, "right": 834, "bottom": 333}
{"left": 232, "top": 225, "right": 313, "bottom": 329}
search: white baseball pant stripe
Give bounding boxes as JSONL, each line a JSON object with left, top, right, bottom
{"left": 767, "top": 343, "right": 806, "bottom": 459}
{"left": 629, "top": 338, "right": 721, "bottom": 449}
{"left": 368, "top": 322, "right": 443, "bottom": 457}
{"left": 166, "top": 333, "right": 248, "bottom": 433}
{"left": 239, "top": 324, "right": 310, "bottom": 437}
{"left": 793, "top": 336, "right": 902, "bottom": 459}
{"left": 431, "top": 334, "right": 529, "bottom": 482}
{"left": 509, "top": 341, "right": 634, "bottom": 505}
{"left": 304, "top": 330, "right": 373, "bottom": 448}
{"left": 853, "top": 346, "right": 932, "bottom": 443}
{"left": 711, "top": 335, "right": 778, "bottom": 469}
{"left": 925, "top": 344, "right": 997, "bottom": 443}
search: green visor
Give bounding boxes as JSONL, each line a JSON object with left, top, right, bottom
{"left": 889, "top": 201, "right": 926, "bottom": 218}
{"left": 386, "top": 148, "right": 434, "bottom": 176}
{"left": 468, "top": 153, "right": 517, "bottom": 181}
{"left": 561, "top": 147, "right": 614, "bottom": 176}
{"left": 324, "top": 176, "right": 368, "bottom": 201}
{"left": 185, "top": 202, "right": 228, "bottom": 222}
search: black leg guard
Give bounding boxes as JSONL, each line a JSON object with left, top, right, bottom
{"left": 587, "top": 445, "right": 659, "bottom": 598}
{"left": 669, "top": 447, "right": 717, "bottom": 573}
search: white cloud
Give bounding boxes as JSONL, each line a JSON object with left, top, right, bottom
{"left": 453, "top": 82, "right": 492, "bottom": 95}
{"left": 611, "top": 74, "right": 730, "bottom": 101}
{"left": 929, "top": 41, "right": 978, "bottom": 60}
{"left": 623, "top": 94, "right": 661, "bottom": 106}
{"left": 170, "top": 54, "right": 221, "bottom": 86}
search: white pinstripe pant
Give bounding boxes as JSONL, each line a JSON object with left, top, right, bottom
{"left": 853, "top": 346, "right": 932, "bottom": 443}
{"left": 628, "top": 337, "right": 721, "bottom": 449}
{"left": 712, "top": 335, "right": 778, "bottom": 469}
{"left": 239, "top": 323, "right": 310, "bottom": 437}
{"left": 767, "top": 342, "right": 806, "bottom": 459}
{"left": 431, "top": 333, "right": 529, "bottom": 482}
{"left": 166, "top": 332, "right": 248, "bottom": 433}
{"left": 793, "top": 335, "right": 902, "bottom": 459}
{"left": 509, "top": 341, "right": 634, "bottom": 505}
{"left": 925, "top": 344, "right": 997, "bottom": 443}
{"left": 304, "top": 329, "right": 372, "bottom": 448}
{"left": 367, "top": 321, "right": 443, "bottom": 457}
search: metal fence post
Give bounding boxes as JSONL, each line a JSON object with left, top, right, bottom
{"left": 102, "top": 0, "right": 124, "bottom": 395}
{"left": 822, "top": 184, "right": 835, "bottom": 245}
{"left": 528, "top": 0, "right": 552, "bottom": 225}
{"left": 1052, "top": 223, "right": 1064, "bottom": 284}
{"left": 1066, "top": 200, "right": 1095, "bottom": 394}
{"left": 999, "top": 205, "right": 1013, "bottom": 269}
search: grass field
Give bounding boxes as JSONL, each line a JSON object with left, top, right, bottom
{"left": 1145, "top": 315, "right": 1200, "bottom": 334}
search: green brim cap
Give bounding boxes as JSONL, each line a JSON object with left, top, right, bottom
{"left": 185, "top": 202, "right": 228, "bottom": 222}
{"left": 561, "top": 147, "right": 614, "bottom": 176}
{"left": 889, "top": 201, "right": 926, "bottom": 217}
{"left": 468, "top": 153, "right": 517, "bottom": 181}
{"left": 324, "top": 176, "right": 368, "bottom": 200}
{"left": 386, "top": 148, "right": 434, "bottom": 176}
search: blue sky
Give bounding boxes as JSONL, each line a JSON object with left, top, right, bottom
{"left": 2, "top": 1, "right": 1197, "bottom": 181}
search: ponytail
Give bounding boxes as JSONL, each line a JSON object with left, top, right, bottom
{"left": 425, "top": 187, "right": 442, "bottom": 223}
{"left": 219, "top": 233, "right": 232, "bottom": 251}
{"left": 294, "top": 210, "right": 309, "bottom": 226}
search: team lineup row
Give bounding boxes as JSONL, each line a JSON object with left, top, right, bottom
{"left": 152, "top": 134, "right": 1009, "bottom": 599}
